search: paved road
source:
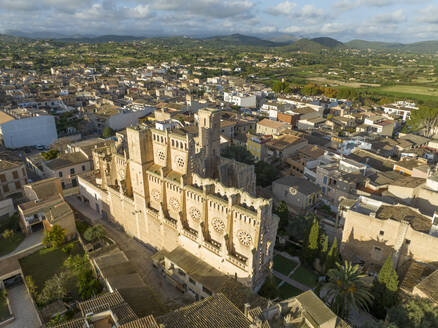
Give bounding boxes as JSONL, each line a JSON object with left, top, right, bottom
{"left": 66, "top": 196, "right": 193, "bottom": 314}
{"left": 0, "top": 231, "right": 42, "bottom": 262}
{"left": 273, "top": 270, "right": 310, "bottom": 292}
{"left": 5, "top": 284, "right": 41, "bottom": 328}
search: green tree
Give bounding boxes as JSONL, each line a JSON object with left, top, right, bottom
{"left": 319, "top": 234, "right": 329, "bottom": 263}
{"left": 102, "top": 126, "right": 115, "bottom": 138}
{"left": 37, "top": 272, "right": 69, "bottom": 305}
{"left": 322, "top": 261, "right": 373, "bottom": 319}
{"left": 303, "top": 217, "right": 319, "bottom": 265}
{"left": 78, "top": 269, "right": 102, "bottom": 300}
{"left": 370, "top": 255, "right": 399, "bottom": 319}
{"left": 42, "top": 225, "right": 66, "bottom": 248}
{"left": 83, "top": 224, "right": 106, "bottom": 243}
{"left": 255, "top": 161, "right": 279, "bottom": 187}
{"left": 274, "top": 201, "right": 289, "bottom": 232}
{"left": 385, "top": 297, "right": 438, "bottom": 328}
{"left": 286, "top": 214, "right": 314, "bottom": 243}
{"left": 2, "top": 229, "right": 15, "bottom": 239}
{"left": 258, "top": 273, "right": 278, "bottom": 300}
{"left": 404, "top": 106, "right": 438, "bottom": 137}
{"left": 325, "top": 237, "right": 339, "bottom": 272}
{"left": 41, "top": 149, "right": 59, "bottom": 160}
{"left": 221, "top": 145, "right": 255, "bottom": 165}
{"left": 25, "top": 275, "right": 38, "bottom": 299}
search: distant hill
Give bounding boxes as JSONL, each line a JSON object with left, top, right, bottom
{"left": 3, "top": 30, "right": 438, "bottom": 53}
{"left": 57, "top": 35, "right": 146, "bottom": 43}
{"left": 282, "top": 38, "right": 328, "bottom": 52}
{"left": 345, "top": 39, "right": 403, "bottom": 50}
{"left": 279, "top": 37, "right": 345, "bottom": 52}
{"left": 402, "top": 41, "right": 438, "bottom": 53}
{"left": 203, "top": 33, "right": 280, "bottom": 47}
{"left": 346, "top": 39, "right": 438, "bottom": 53}
{"left": 3, "top": 30, "right": 145, "bottom": 43}
{"left": 310, "top": 37, "right": 344, "bottom": 48}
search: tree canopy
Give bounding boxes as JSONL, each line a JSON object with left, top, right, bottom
{"left": 102, "top": 126, "right": 115, "bottom": 138}
{"left": 41, "top": 149, "right": 59, "bottom": 161}
{"left": 255, "top": 161, "right": 279, "bottom": 187}
{"left": 371, "top": 255, "right": 399, "bottom": 319}
{"left": 221, "top": 145, "right": 255, "bottom": 165}
{"left": 404, "top": 106, "right": 438, "bottom": 137}
{"left": 384, "top": 297, "right": 438, "bottom": 328}
{"left": 42, "top": 225, "right": 66, "bottom": 248}
{"left": 322, "top": 261, "right": 373, "bottom": 320}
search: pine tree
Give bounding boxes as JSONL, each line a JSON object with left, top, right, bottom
{"left": 325, "top": 237, "right": 339, "bottom": 272}
{"left": 370, "top": 255, "right": 399, "bottom": 319}
{"left": 303, "top": 218, "right": 319, "bottom": 265}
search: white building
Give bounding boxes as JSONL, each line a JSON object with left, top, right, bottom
{"left": 107, "top": 108, "right": 153, "bottom": 131}
{"left": 381, "top": 103, "right": 417, "bottom": 122}
{"left": 0, "top": 115, "right": 58, "bottom": 148}
{"left": 223, "top": 92, "right": 256, "bottom": 108}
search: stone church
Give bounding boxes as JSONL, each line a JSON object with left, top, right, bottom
{"left": 78, "top": 108, "right": 279, "bottom": 290}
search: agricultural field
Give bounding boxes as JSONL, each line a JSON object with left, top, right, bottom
{"left": 306, "top": 76, "right": 380, "bottom": 88}
{"left": 378, "top": 85, "right": 438, "bottom": 97}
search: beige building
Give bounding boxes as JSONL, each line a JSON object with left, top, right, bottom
{"left": 0, "top": 158, "right": 28, "bottom": 200}
{"left": 256, "top": 118, "right": 290, "bottom": 136}
{"left": 272, "top": 176, "right": 321, "bottom": 213}
{"left": 43, "top": 152, "right": 91, "bottom": 189}
{"left": 341, "top": 196, "right": 438, "bottom": 271}
{"left": 78, "top": 108, "right": 279, "bottom": 290}
{"left": 18, "top": 178, "right": 77, "bottom": 239}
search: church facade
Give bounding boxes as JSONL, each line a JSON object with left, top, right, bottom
{"left": 78, "top": 108, "right": 279, "bottom": 289}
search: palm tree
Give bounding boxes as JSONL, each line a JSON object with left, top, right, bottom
{"left": 322, "top": 261, "right": 373, "bottom": 319}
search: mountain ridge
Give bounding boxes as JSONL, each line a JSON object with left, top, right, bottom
{"left": 2, "top": 31, "right": 438, "bottom": 52}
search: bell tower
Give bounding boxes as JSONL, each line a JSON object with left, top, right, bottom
{"left": 198, "top": 108, "right": 221, "bottom": 179}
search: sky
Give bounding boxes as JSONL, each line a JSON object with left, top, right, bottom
{"left": 0, "top": 0, "right": 437, "bottom": 42}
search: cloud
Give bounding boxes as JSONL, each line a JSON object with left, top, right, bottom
{"left": 334, "top": 0, "right": 430, "bottom": 12}
{"left": 266, "top": 2, "right": 329, "bottom": 24}
{"left": 152, "top": 0, "right": 255, "bottom": 19}
{"left": 266, "top": 1, "right": 296, "bottom": 16}
{"left": 416, "top": 5, "right": 438, "bottom": 24}
{"left": 372, "top": 9, "right": 406, "bottom": 24}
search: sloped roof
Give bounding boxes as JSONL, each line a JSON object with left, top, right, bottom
{"left": 157, "top": 293, "right": 252, "bottom": 328}
{"left": 415, "top": 270, "right": 438, "bottom": 304}
{"left": 376, "top": 205, "right": 432, "bottom": 233}
{"left": 119, "top": 316, "right": 160, "bottom": 328}
{"left": 45, "top": 152, "right": 89, "bottom": 171}
{"left": 274, "top": 176, "right": 320, "bottom": 195}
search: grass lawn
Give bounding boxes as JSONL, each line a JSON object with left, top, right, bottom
{"left": 278, "top": 282, "right": 303, "bottom": 300}
{"left": 0, "top": 292, "right": 10, "bottom": 322}
{"left": 291, "top": 266, "right": 318, "bottom": 288}
{"left": 0, "top": 233, "right": 24, "bottom": 257}
{"left": 273, "top": 255, "right": 298, "bottom": 276}
{"left": 19, "top": 241, "right": 83, "bottom": 294}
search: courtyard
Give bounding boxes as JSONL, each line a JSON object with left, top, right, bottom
{"left": 271, "top": 252, "right": 320, "bottom": 300}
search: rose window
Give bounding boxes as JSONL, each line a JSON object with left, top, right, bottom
{"left": 151, "top": 189, "right": 160, "bottom": 202}
{"left": 212, "top": 218, "right": 225, "bottom": 233}
{"left": 169, "top": 197, "right": 180, "bottom": 211}
{"left": 176, "top": 155, "right": 185, "bottom": 168}
{"left": 189, "top": 207, "right": 201, "bottom": 221}
{"left": 238, "top": 230, "right": 252, "bottom": 247}
{"left": 158, "top": 150, "right": 166, "bottom": 161}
